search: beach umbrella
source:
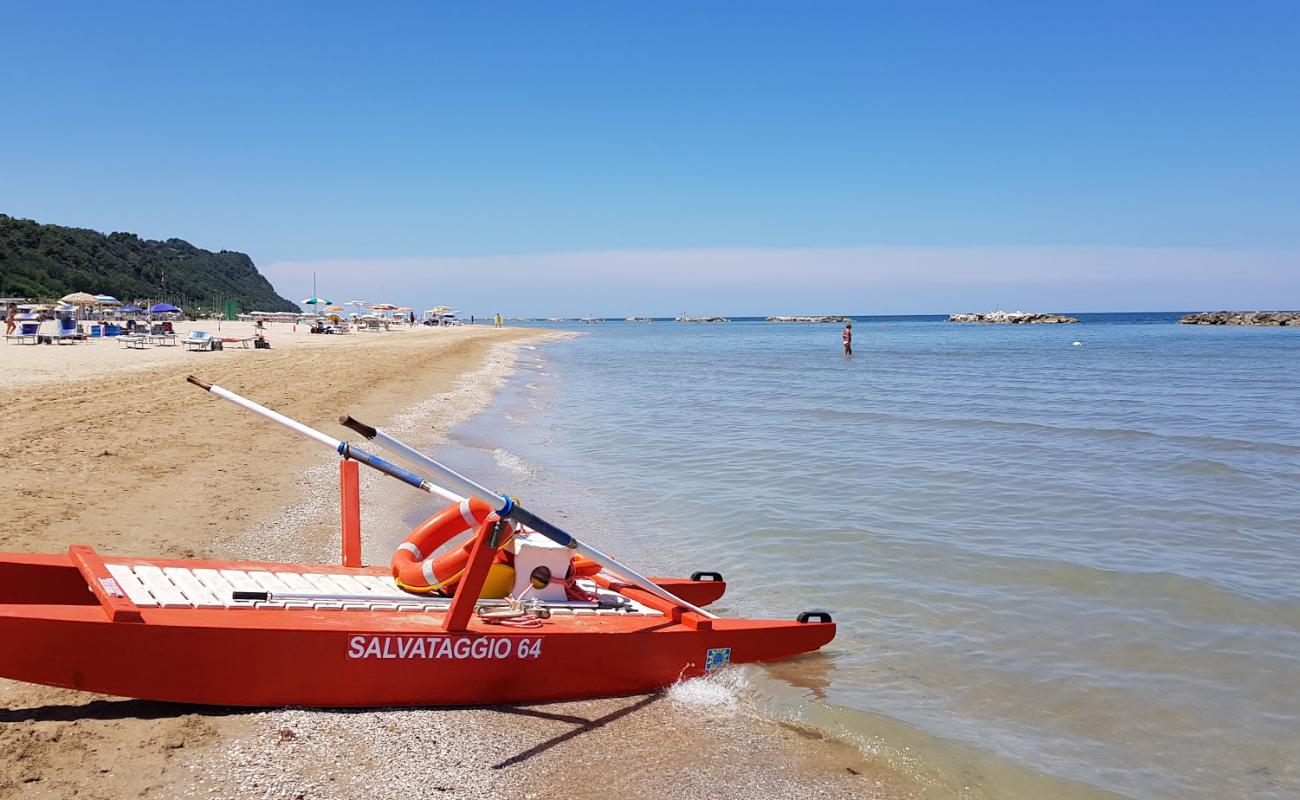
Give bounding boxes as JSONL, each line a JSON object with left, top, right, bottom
{"left": 301, "top": 297, "right": 331, "bottom": 305}
{"left": 60, "top": 292, "right": 98, "bottom": 305}
{"left": 368, "top": 303, "right": 398, "bottom": 311}
{"left": 150, "top": 303, "right": 180, "bottom": 313}
{"left": 94, "top": 294, "right": 121, "bottom": 305}
{"left": 323, "top": 305, "right": 344, "bottom": 312}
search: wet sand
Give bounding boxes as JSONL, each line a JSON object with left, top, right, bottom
{"left": 0, "top": 322, "right": 925, "bottom": 799}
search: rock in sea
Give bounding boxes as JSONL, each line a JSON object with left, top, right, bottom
{"left": 948, "top": 311, "right": 1079, "bottom": 324}
{"left": 1178, "top": 311, "right": 1300, "bottom": 326}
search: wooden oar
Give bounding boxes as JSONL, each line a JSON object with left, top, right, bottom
{"left": 185, "top": 376, "right": 715, "bottom": 618}
{"left": 338, "top": 414, "right": 719, "bottom": 619}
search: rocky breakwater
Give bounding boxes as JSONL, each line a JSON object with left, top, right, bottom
{"left": 1179, "top": 311, "right": 1300, "bottom": 326}
{"left": 766, "top": 315, "right": 850, "bottom": 323}
{"left": 949, "top": 311, "right": 1079, "bottom": 324}
{"left": 674, "top": 315, "right": 730, "bottom": 323}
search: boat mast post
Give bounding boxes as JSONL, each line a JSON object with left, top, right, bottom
{"left": 442, "top": 516, "right": 506, "bottom": 632}
{"left": 339, "top": 459, "right": 362, "bottom": 567}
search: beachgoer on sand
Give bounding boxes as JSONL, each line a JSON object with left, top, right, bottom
{"left": 843, "top": 321, "right": 852, "bottom": 355}
{"left": 494, "top": 313, "right": 502, "bottom": 328}
{"left": 4, "top": 304, "right": 15, "bottom": 335}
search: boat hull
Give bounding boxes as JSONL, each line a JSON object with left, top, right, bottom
{"left": 0, "top": 552, "right": 833, "bottom": 707}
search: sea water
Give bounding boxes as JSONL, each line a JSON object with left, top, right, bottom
{"left": 416, "top": 314, "right": 1299, "bottom": 799}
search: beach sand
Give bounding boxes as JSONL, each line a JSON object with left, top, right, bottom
{"left": 0, "top": 321, "right": 926, "bottom": 799}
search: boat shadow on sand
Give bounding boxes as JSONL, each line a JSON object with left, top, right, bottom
{"left": 0, "top": 692, "right": 662, "bottom": 769}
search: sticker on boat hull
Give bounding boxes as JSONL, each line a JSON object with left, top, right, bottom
{"left": 704, "top": 647, "right": 732, "bottom": 671}
{"left": 347, "top": 635, "right": 542, "bottom": 661}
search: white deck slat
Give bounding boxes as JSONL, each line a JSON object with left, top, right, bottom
{"left": 275, "top": 572, "right": 317, "bottom": 592}
{"left": 105, "top": 563, "right": 159, "bottom": 607}
{"left": 219, "top": 569, "right": 262, "bottom": 592}
{"left": 354, "top": 575, "right": 393, "bottom": 594}
{"left": 192, "top": 568, "right": 241, "bottom": 605}
{"left": 248, "top": 571, "right": 292, "bottom": 592}
{"left": 163, "top": 567, "right": 224, "bottom": 608}
{"left": 132, "top": 565, "right": 191, "bottom": 608}
{"left": 330, "top": 574, "right": 373, "bottom": 594}
{"left": 304, "top": 573, "right": 351, "bottom": 594}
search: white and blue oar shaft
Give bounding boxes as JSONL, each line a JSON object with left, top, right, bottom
{"left": 186, "top": 377, "right": 440, "bottom": 499}
{"left": 338, "top": 416, "right": 718, "bottom": 619}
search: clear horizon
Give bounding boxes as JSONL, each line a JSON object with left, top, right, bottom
{"left": 2, "top": 2, "right": 1297, "bottom": 315}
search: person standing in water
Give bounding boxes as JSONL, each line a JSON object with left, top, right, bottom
{"left": 842, "top": 320, "right": 852, "bottom": 355}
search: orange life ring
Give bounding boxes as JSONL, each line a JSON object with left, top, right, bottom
{"left": 570, "top": 556, "right": 602, "bottom": 579}
{"left": 392, "top": 498, "right": 496, "bottom": 593}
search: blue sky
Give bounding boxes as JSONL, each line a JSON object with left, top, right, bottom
{"left": 2, "top": 1, "right": 1297, "bottom": 315}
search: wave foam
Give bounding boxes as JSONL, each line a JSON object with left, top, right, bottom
{"left": 666, "top": 667, "right": 750, "bottom": 713}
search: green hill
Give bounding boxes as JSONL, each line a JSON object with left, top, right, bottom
{"left": 0, "top": 214, "right": 299, "bottom": 313}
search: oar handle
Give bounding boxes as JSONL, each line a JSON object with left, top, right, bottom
{"left": 338, "top": 415, "right": 377, "bottom": 439}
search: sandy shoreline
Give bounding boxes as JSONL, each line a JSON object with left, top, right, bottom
{"left": 0, "top": 322, "right": 922, "bottom": 799}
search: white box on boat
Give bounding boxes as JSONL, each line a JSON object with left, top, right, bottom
{"left": 511, "top": 533, "right": 572, "bottom": 602}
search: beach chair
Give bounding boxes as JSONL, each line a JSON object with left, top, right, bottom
{"left": 184, "top": 331, "right": 214, "bottom": 351}
{"left": 55, "top": 317, "right": 80, "bottom": 344}
{"left": 4, "top": 321, "right": 41, "bottom": 345}
{"left": 117, "top": 335, "right": 149, "bottom": 349}
{"left": 148, "top": 326, "right": 178, "bottom": 346}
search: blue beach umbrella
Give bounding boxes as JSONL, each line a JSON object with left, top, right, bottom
{"left": 150, "top": 303, "right": 180, "bottom": 313}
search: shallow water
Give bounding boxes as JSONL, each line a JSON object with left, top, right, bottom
{"left": 417, "top": 315, "right": 1300, "bottom": 799}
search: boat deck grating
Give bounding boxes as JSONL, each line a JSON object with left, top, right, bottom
{"left": 102, "top": 564, "right": 661, "bottom": 616}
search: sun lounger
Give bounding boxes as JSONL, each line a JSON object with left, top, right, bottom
{"left": 220, "top": 337, "right": 255, "bottom": 349}
{"left": 148, "top": 333, "right": 178, "bottom": 346}
{"left": 55, "top": 317, "right": 80, "bottom": 344}
{"left": 184, "top": 331, "right": 214, "bottom": 351}
{"left": 4, "top": 321, "right": 41, "bottom": 345}
{"left": 117, "top": 335, "right": 149, "bottom": 349}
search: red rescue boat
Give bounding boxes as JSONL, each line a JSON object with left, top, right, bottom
{"left": 0, "top": 547, "right": 832, "bottom": 707}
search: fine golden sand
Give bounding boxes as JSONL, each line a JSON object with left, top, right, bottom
{"left": 0, "top": 322, "right": 925, "bottom": 799}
